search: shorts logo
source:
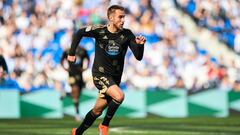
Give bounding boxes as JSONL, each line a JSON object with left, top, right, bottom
{"left": 100, "top": 77, "right": 110, "bottom": 85}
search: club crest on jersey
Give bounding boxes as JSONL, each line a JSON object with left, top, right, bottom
{"left": 105, "top": 40, "right": 122, "bottom": 55}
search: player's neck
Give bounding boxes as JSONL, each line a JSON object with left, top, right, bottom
{"left": 107, "top": 24, "right": 120, "bottom": 33}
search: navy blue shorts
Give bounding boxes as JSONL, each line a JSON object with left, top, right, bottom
{"left": 92, "top": 73, "right": 121, "bottom": 98}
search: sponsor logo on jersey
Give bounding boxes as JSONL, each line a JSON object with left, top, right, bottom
{"left": 105, "top": 40, "right": 122, "bottom": 55}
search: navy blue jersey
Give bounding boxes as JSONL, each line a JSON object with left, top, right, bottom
{"left": 69, "top": 25, "right": 144, "bottom": 77}
{"left": 61, "top": 46, "right": 89, "bottom": 76}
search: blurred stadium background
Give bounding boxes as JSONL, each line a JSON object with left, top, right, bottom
{"left": 0, "top": 0, "right": 240, "bottom": 134}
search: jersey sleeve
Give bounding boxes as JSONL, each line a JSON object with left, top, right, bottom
{"left": 127, "top": 30, "right": 144, "bottom": 61}
{"left": 68, "top": 25, "right": 98, "bottom": 56}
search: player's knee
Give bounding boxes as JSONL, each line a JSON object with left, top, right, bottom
{"left": 92, "top": 108, "right": 103, "bottom": 116}
{"left": 114, "top": 93, "right": 124, "bottom": 103}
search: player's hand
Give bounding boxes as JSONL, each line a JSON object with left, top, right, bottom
{"left": 135, "top": 35, "right": 146, "bottom": 44}
{"left": 67, "top": 55, "right": 76, "bottom": 63}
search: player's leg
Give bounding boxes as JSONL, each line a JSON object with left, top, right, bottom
{"left": 102, "top": 84, "right": 124, "bottom": 126}
{"left": 71, "top": 84, "right": 80, "bottom": 121}
{"left": 98, "top": 85, "right": 124, "bottom": 135}
{"left": 71, "top": 85, "right": 80, "bottom": 113}
{"left": 75, "top": 97, "right": 108, "bottom": 135}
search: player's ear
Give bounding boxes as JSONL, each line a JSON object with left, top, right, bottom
{"left": 109, "top": 15, "right": 113, "bottom": 21}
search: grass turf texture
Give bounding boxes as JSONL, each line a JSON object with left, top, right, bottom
{"left": 0, "top": 116, "right": 240, "bottom": 135}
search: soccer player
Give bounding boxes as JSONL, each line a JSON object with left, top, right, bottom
{"left": 61, "top": 46, "right": 90, "bottom": 121}
{"left": 68, "top": 5, "right": 146, "bottom": 135}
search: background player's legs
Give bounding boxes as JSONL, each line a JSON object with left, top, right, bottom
{"left": 102, "top": 85, "right": 124, "bottom": 126}
{"left": 71, "top": 85, "right": 80, "bottom": 120}
{"left": 76, "top": 97, "right": 108, "bottom": 135}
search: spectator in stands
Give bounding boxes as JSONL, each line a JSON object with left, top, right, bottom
{"left": 175, "top": 0, "right": 239, "bottom": 49}
{"left": 234, "top": 29, "right": 240, "bottom": 54}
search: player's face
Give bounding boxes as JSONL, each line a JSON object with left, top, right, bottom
{"left": 111, "top": 9, "right": 125, "bottom": 30}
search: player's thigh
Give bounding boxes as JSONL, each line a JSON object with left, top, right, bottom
{"left": 106, "top": 85, "right": 124, "bottom": 102}
{"left": 71, "top": 85, "right": 80, "bottom": 98}
{"left": 93, "top": 74, "right": 123, "bottom": 101}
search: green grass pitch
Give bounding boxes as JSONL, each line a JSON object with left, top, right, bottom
{"left": 0, "top": 116, "right": 240, "bottom": 135}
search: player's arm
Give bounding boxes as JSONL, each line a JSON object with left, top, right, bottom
{"left": 67, "top": 26, "right": 96, "bottom": 62}
{"left": 128, "top": 31, "right": 146, "bottom": 61}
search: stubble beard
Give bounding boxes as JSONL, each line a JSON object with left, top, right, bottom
{"left": 116, "top": 23, "right": 124, "bottom": 31}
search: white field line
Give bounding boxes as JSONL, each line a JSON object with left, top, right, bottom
{"left": 110, "top": 127, "right": 161, "bottom": 134}
{"left": 86, "top": 127, "right": 228, "bottom": 135}
{"left": 109, "top": 127, "right": 227, "bottom": 135}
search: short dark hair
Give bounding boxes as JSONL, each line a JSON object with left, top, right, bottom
{"left": 107, "top": 5, "right": 125, "bottom": 19}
